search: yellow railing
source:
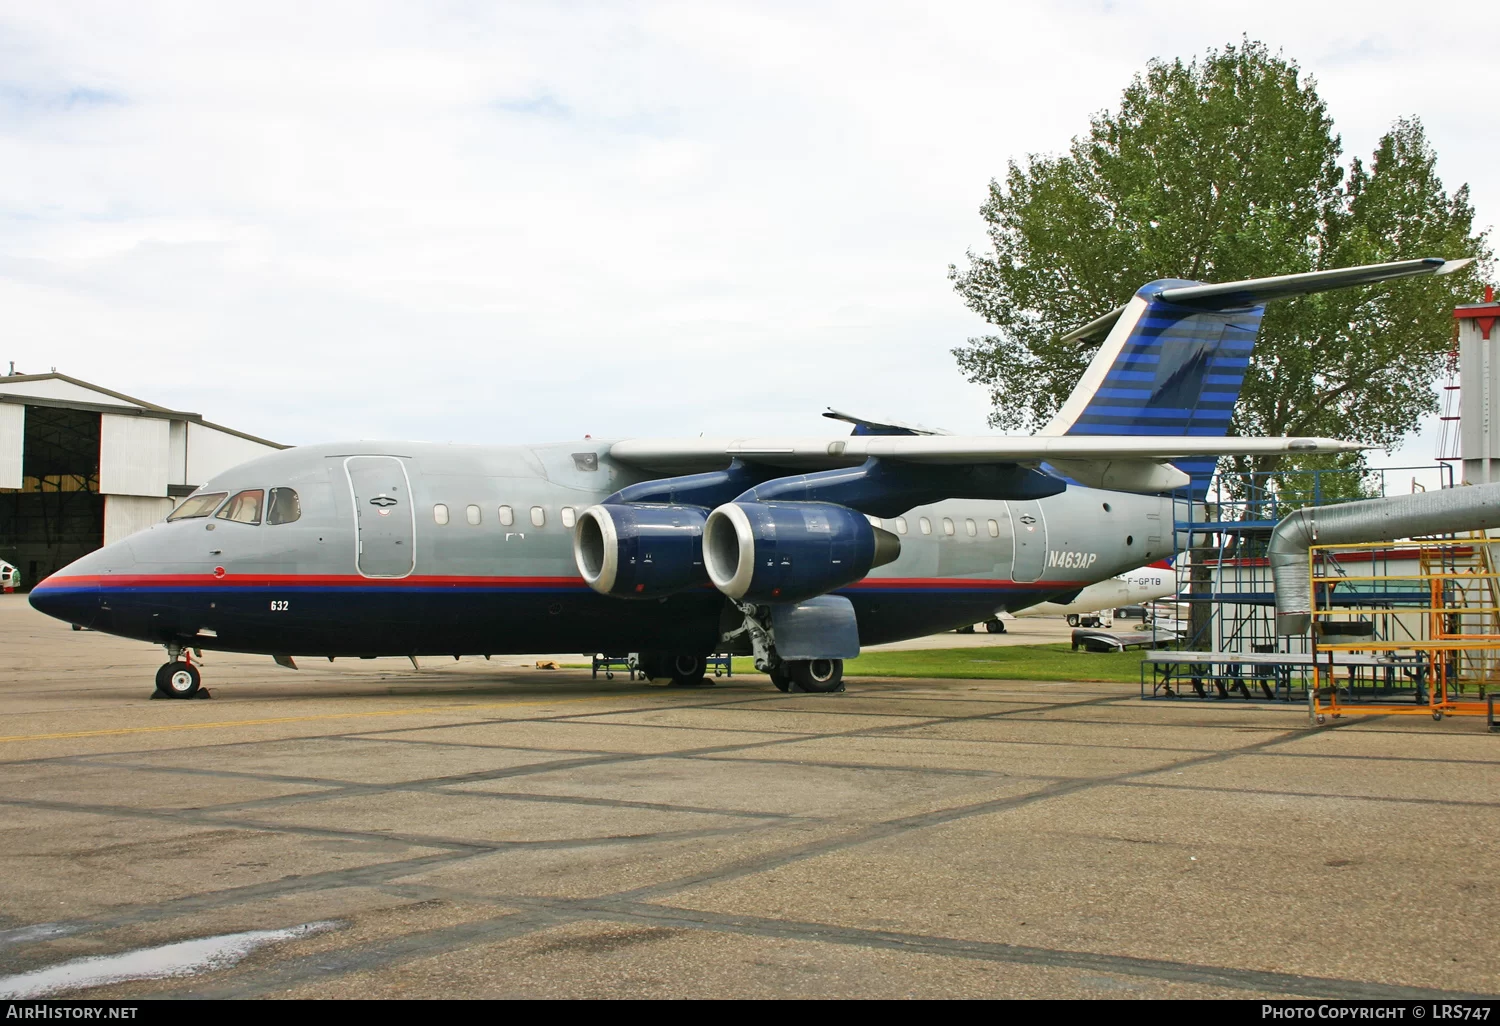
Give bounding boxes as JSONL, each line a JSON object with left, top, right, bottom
{"left": 1307, "top": 538, "right": 1500, "bottom": 724}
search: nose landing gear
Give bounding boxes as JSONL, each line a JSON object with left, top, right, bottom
{"left": 153, "top": 644, "right": 211, "bottom": 699}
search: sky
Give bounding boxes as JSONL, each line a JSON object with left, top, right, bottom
{"left": 0, "top": 1, "right": 1494, "bottom": 483}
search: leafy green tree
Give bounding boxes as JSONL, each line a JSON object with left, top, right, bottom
{"left": 951, "top": 39, "right": 1490, "bottom": 486}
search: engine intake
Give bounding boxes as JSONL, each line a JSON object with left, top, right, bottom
{"left": 573, "top": 503, "right": 709, "bottom": 598}
{"left": 702, "top": 501, "right": 900, "bottom": 604}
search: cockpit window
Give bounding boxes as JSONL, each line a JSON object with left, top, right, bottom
{"left": 167, "top": 492, "right": 228, "bottom": 521}
{"left": 215, "top": 489, "right": 264, "bottom": 525}
{"left": 266, "top": 487, "right": 301, "bottom": 526}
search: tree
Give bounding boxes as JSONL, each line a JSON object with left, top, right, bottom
{"left": 950, "top": 40, "right": 1490, "bottom": 485}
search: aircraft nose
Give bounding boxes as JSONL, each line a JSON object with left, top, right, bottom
{"left": 29, "top": 577, "right": 100, "bottom": 629}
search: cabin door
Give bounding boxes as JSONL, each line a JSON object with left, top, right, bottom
{"left": 345, "top": 456, "right": 415, "bottom": 578}
{"left": 1007, "top": 500, "right": 1048, "bottom": 583}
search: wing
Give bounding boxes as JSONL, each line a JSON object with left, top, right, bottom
{"left": 608, "top": 434, "right": 1360, "bottom": 492}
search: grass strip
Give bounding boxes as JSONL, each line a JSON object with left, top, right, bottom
{"left": 843, "top": 644, "right": 1142, "bottom": 682}
{"left": 570, "top": 644, "right": 1143, "bottom": 683}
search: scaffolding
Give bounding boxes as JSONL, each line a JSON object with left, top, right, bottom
{"left": 1168, "top": 464, "right": 1454, "bottom": 663}
{"left": 1308, "top": 537, "right": 1500, "bottom": 727}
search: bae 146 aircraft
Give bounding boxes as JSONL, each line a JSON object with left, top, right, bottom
{"left": 29, "top": 258, "right": 1467, "bottom": 697}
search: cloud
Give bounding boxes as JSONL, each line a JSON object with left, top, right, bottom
{"left": 0, "top": 0, "right": 1492, "bottom": 454}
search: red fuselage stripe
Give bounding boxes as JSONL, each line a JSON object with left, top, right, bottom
{"left": 36, "top": 573, "right": 1090, "bottom": 591}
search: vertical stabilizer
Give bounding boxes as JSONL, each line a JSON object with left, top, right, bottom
{"left": 1043, "top": 284, "right": 1263, "bottom": 498}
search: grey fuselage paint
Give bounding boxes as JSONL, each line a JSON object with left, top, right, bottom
{"left": 30, "top": 440, "right": 1173, "bottom": 657}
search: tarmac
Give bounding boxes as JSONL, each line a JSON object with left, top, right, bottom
{"left": 0, "top": 592, "right": 1496, "bottom": 1000}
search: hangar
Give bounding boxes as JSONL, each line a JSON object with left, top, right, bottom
{"left": 0, "top": 372, "right": 284, "bottom": 589}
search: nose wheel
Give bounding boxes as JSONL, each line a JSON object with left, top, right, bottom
{"left": 153, "top": 645, "right": 210, "bottom": 699}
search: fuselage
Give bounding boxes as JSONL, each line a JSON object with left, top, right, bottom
{"left": 29, "top": 440, "right": 1173, "bottom": 657}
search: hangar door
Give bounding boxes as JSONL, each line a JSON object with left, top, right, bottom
{"left": 0, "top": 404, "right": 21, "bottom": 490}
{"left": 345, "top": 456, "right": 414, "bottom": 578}
{"left": 99, "top": 414, "right": 169, "bottom": 496}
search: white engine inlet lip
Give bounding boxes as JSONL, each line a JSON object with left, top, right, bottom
{"left": 704, "top": 503, "right": 756, "bottom": 600}
{"left": 573, "top": 505, "right": 619, "bottom": 595}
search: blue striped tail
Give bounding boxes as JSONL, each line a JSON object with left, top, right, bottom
{"left": 1047, "top": 280, "right": 1265, "bottom": 500}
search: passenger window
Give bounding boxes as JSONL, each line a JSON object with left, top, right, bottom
{"left": 215, "top": 489, "right": 264, "bottom": 525}
{"left": 498, "top": 505, "right": 514, "bottom": 526}
{"left": 167, "top": 491, "right": 227, "bottom": 521}
{"left": 942, "top": 517, "right": 955, "bottom": 536}
{"left": 466, "top": 504, "right": 481, "bottom": 526}
{"left": 988, "top": 519, "right": 1000, "bottom": 538}
{"left": 531, "top": 506, "right": 546, "bottom": 527}
{"left": 865, "top": 514, "right": 881, "bottom": 528}
{"left": 562, "top": 507, "right": 577, "bottom": 528}
{"left": 266, "top": 488, "right": 301, "bottom": 526}
{"left": 919, "top": 517, "right": 932, "bottom": 536}
{"left": 895, "top": 517, "right": 907, "bottom": 535}
{"left": 434, "top": 504, "right": 449, "bottom": 525}
{"left": 965, "top": 518, "right": 977, "bottom": 537}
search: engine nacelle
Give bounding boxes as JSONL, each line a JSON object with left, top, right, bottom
{"left": 702, "top": 501, "right": 900, "bottom": 604}
{"left": 573, "top": 503, "right": 709, "bottom": 598}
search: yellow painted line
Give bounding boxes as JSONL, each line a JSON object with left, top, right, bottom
{"left": 0, "top": 693, "right": 633, "bottom": 745}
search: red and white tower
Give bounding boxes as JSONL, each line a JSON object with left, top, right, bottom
{"left": 1455, "top": 285, "right": 1500, "bottom": 485}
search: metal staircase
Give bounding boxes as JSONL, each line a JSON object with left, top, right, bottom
{"left": 1419, "top": 531, "right": 1500, "bottom": 694}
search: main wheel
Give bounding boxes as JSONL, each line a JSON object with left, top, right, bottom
{"left": 634, "top": 652, "right": 663, "bottom": 681}
{"left": 768, "top": 666, "right": 792, "bottom": 692}
{"left": 667, "top": 653, "right": 709, "bottom": 687}
{"left": 955, "top": 624, "right": 975, "bottom": 634}
{"left": 787, "top": 659, "right": 843, "bottom": 694}
{"left": 155, "top": 661, "right": 201, "bottom": 699}
{"left": 985, "top": 619, "right": 1006, "bottom": 634}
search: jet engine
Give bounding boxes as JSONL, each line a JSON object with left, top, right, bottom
{"left": 702, "top": 501, "right": 900, "bottom": 604}
{"left": 573, "top": 503, "right": 709, "bottom": 598}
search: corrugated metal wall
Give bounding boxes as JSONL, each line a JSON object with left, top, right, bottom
{"left": 186, "top": 422, "right": 277, "bottom": 487}
{"left": 103, "top": 495, "right": 173, "bottom": 545}
{"left": 0, "top": 404, "right": 21, "bottom": 490}
{"left": 99, "top": 414, "right": 170, "bottom": 497}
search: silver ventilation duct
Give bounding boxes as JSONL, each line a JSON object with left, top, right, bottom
{"left": 1270, "top": 483, "right": 1500, "bottom": 635}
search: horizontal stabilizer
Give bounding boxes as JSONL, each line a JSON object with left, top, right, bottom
{"left": 1059, "top": 258, "right": 1471, "bottom": 340}
{"left": 1060, "top": 306, "right": 1127, "bottom": 345}
{"left": 1155, "top": 257, "right": 1470, "bottom": 310}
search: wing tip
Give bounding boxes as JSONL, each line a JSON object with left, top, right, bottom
{"left": 1435, "top": 257, "right": 1475, "bottom": 277}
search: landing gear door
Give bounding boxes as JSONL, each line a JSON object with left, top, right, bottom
{"left": 1008, "top": 500, "right": 1047, "bottom": 583}
{"left": 345, "top": 456, "right": 415, "bottom": 578}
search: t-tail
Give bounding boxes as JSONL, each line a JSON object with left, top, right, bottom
{"left": 1041, "top": 257, "right": 1472, "bottom": 499}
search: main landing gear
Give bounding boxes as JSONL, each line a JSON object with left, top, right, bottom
{"left": 636, "top": 651, "right": 713, "bottom": 687}
{"left": 767, "top": 659, "right": 844, "bottom": 694}
{"left": 154, "top": 644, "right": 210, "bottom": 699}
{"left": 727, "top": 603, "right": 845, "bottom": 694}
